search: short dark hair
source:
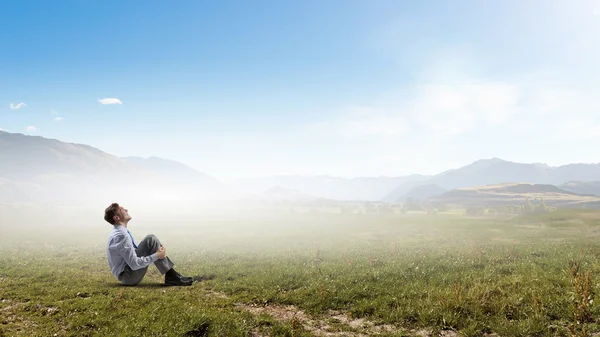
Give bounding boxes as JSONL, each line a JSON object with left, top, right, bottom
{"left": 104, "top": 203, "right": 120, "bottom": 225}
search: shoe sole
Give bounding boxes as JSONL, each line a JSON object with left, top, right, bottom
{"left": 164, "top": 281, "right": 193, "bottom": 286}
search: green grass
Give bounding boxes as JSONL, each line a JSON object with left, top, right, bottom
{"left": 2, "top": 208, "right": 600, "bottom": 336}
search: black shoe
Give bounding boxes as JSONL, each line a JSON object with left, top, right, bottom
{"left": 175, "top": 271, "right": 193, "bottom": 282}
{"left": 165, "top": 274, "right": 193, "bottom": 286}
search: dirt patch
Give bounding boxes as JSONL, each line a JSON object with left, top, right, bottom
{"left": 1, "top": 299, "right": 59, "bottom": 315}
{"left": 238, "top": 303, "right": 403, "bottom": 336}
{"left": 0, "top": 299, "right": 56, "bottom": 332}
{"left": 413, "top": 330, "right": 433, "bottom": 337}
{"left": 238, "top": 303, "right": 496, "bottom": 336}
{"left": 327, "top": 310, "right": 396, "bottom": 334}
{"left": 0, "top": 299, "right": 23, "bottom": 312}
{"left": 34, "top": 304, "right": 60, "bottom": 316}
{"left": 203, "top": 289, "right": 495, "bottom": 337}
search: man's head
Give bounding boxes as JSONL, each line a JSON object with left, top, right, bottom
{"left": 104, "top": 203, "right": 132, "bottom": 226}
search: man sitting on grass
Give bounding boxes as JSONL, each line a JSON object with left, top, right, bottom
{"left": 104, "top": 202, "right": 193, "bottom": 286}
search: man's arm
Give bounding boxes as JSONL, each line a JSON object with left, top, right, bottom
{"left": 115, "top": 233, "right": 158, "bottom": 270}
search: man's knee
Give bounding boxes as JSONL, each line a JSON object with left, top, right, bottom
{"left": 144, "top": 234, "right": 161, "bottom": 244}
{"left": 143, "top": 234, "right": 161, "bottom": 250}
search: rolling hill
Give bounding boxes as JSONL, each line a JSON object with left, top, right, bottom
{"left": 430, "top": 183, "right": 600, "bottom": 209}
{"left": 383, "top": 158, "right": 600, "bottom": 202}
{"left": 560, "top": 181, "right": 600, "bottom": 197}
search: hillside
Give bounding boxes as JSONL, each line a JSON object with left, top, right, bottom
{"left": 0, "top": 131, "right": 145, "bottom": 181}
{"left": 121, "top": 156, "right": 235, "bottom": 201}
{"left": 122, "top": 156, "right": 225, "bottom": 187}
{"left": 122, "top": 156, "right": 219, "bottom": 183}
{"left": 383, "top": 158, "right": 600, "bottom": 202}
{"left": 560, "top": 181, "right": 600, "bottom": 197}
{"left": 0, "top": 131, "right": 154, "bottom": 204}
{"left": 0, "top": 131, "right": 225, "bottom": 205}
{"left": 431, "top": 183, "right": 600, "bottom": 209}
{"left": 398, "top": 184, "right": 447, "bottom": 202}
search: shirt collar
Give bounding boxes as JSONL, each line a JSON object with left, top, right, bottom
{"left": 113, "top": 224, "right": 128, "bottom": 233}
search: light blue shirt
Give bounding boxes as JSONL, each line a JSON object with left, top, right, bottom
{"left": 107, "top": 225, "right": 157, "bottom": 278}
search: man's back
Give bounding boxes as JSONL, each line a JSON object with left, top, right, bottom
{"left": 107, "top": 225, "right": 128, "bottom": 278}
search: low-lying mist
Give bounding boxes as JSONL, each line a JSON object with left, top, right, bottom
{"left": 4, "top": 201, "right": 600, "bottom": 336}
{"left": 1, "top": 200, "right": 470, "bottom": 259}
{"left": 2, "top": 199, "right": 586, "bottom": 257}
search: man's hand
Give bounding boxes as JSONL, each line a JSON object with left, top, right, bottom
{"left": 156, "top": 245, "right": 167, "bottom": 259}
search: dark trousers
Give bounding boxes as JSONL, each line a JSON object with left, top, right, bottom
{"left": 118, "top": 234, "right": 175, "bottom": 286}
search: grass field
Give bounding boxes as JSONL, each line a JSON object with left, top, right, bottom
{"left": 2, "top": 207, "right": 600, "bottom": 336}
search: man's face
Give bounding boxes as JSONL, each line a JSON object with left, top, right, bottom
{"left": 115, "top": 206, "right": 132, "bottom": 224}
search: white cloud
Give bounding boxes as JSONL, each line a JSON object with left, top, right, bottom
{"left": 315, "top": 79, "right": 521, "bottom": 139}
{"left": 25, "top": 126, "right": 38, "bottom": 132}
{"left": 54, "top": 116, "right": 63, "bottom": 122}
{"left": 98, "top": 98, "right": 123, "bottom": 105}
{"left": 10, "top": 102, "right": 26, "bottom": 109}
{"left": 412, "top": 81, "right": 520, "bottom": 136}
{"left": 316, "top": 55, "right": 600, "bottom": 145}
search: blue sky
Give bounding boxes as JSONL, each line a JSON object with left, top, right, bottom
{"left": 1, "top": 0, "right": 599, "bottom": 181}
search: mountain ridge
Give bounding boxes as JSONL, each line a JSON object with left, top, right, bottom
{"left": 0, "top": 131, "right": 226, "bottom": 204}
{"left": 383, "top": 158, "right": 600, "bottom": 202}
{"left": 560, "top": 181, "right": 600, "bottom": 197}
{"left": 2, "top": 130, "right": 600, "bottom": 205}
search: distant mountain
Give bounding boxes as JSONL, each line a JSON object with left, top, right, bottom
{"left": 400, "top": 184, "right": 447, "bottom": 202}
{"left": 560, "top": 181, "right": 600, "bottom": 197}
{"left": 0, "top": 131, "right": 226, "bottom": 205}
{"left": 122, "top": 156, "right": 222, "bottom": 187}
{"left": 0, "top": 131, "right": 145, "bottom": 182}
{"left": 121, "top": 156, "right": 233, "bottom": 201}
{"left": 383, "top": 158, "right": 600, "bottom": 202}
{"left": 4, "top": 130, "right": 600, "bottom": 207}
{"left": 431, "top": 183, "right": 600, "bottom": 209}
{"left": 231, "top": 174, "right": 430, "bottom": 201}
{"left": 0, "top": 131, "right": 153, "bottom": 204}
